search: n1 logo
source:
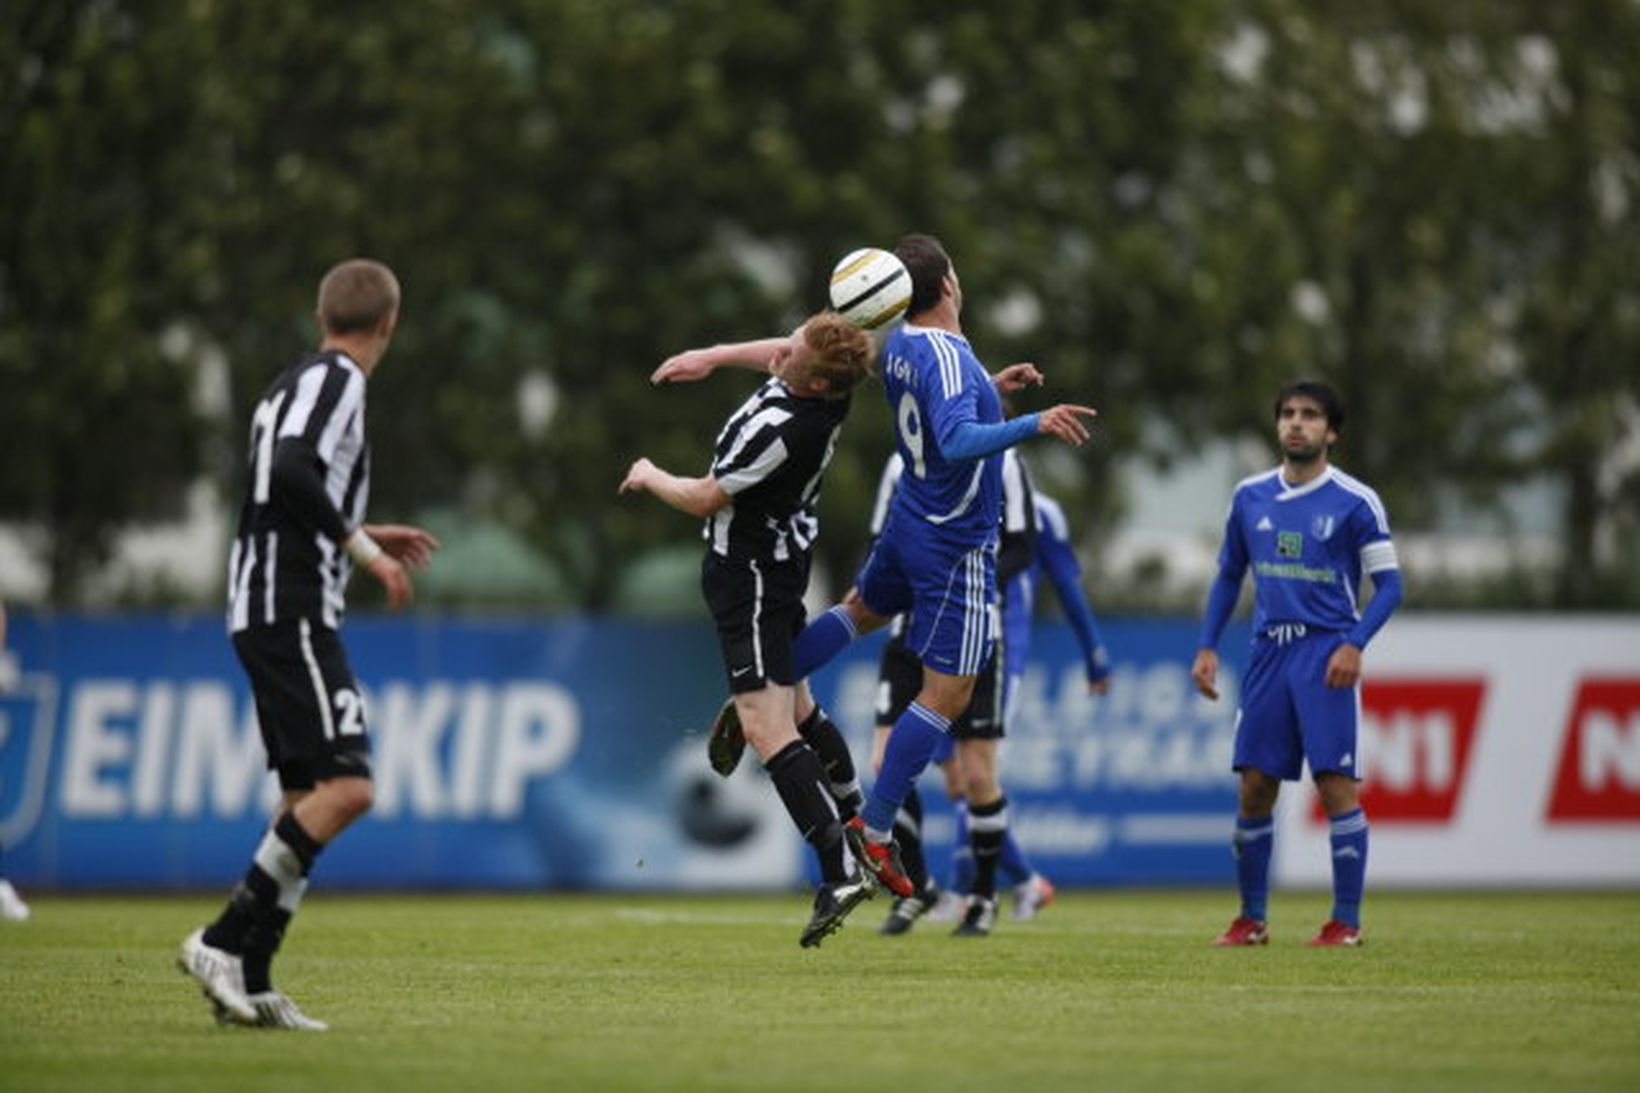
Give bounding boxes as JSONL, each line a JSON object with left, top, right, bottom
{"left": 1312, "top": 679, "right": 1486, "bottom": 823}
{"left": 1547, "top": 678, "right": 1640, "bottom": 822}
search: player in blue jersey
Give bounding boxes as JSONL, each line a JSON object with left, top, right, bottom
{"left": 789, "top": 234, "right": 1098, "bottom": 935}
{"left": 1192, "top": 380, "right": 1403, "bottom": 948}
{"left": 877, "top": 460, "right": 1114, "bottom": 933}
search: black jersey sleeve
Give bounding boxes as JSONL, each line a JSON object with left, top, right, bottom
{"left": 269, "top": 436, "right": 350, "bottom": 543}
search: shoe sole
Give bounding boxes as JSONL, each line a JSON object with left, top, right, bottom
{"left": 799, "top": 883, "right": 877, "bottom": 948}
{"left": 707, "top": 701, "right": 746, "bottom": 778}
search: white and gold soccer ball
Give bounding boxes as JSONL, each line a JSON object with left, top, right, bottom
{"left": 828, "top": 247, "right": 911, "bottom": 330}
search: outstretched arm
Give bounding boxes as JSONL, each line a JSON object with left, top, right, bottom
{"left": 939, "top": 404, "right": 1098, "bottom": 461}
{"left": 619, "top": 457, "right": 732, "bottom": 518}
{"left": 651, "top": 338, "right": 788, "bottom": 385}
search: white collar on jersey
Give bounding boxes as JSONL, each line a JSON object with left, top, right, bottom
{"left": 1275, "top": 464, "right": 1335, "bottom": 501}
{"left": 900, "top": 321, "right": 970, "bottom": 345}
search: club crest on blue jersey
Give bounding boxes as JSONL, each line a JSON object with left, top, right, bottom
{"left": 1312, "top": 515, "right": 1337, "bottom": 541}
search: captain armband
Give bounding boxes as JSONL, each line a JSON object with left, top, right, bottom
{"left": 1359, "top": 540, "right": 1399, "bottom": 574}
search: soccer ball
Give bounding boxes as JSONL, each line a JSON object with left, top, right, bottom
{"left": 829, "top": 247, "right": 911, "bottom": 330}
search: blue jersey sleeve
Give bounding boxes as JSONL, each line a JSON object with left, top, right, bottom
{"left": 1036, "top": 524, "right": 1109, "bottom": 682}
{"left": 1346, "top": 569, "right": 1402, "bottom": 649}
{"left": 1200, "top": 493, "right": 1250, "bottom": 649}
{"left": 941, "top": 414, "right": 1042, "bottom": 462}
{"left": 1343, "top": 495, "right": 1401, "bottom": 648}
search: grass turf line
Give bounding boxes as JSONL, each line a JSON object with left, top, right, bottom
{"left": 1, "top": 890, "right": 1636, "bottom": 1092}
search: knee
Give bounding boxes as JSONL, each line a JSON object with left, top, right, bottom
{"left": 1238, "top": 771, "right": 1280, "bottom": 816}
{"left": 1314, "top": 773, "right": 1360, "bottom": 815}
{"left": 335, "top": 777, "right": 374, "bottom": 822}
{"left": 844, "top": 594, "right": 886, "bottom": 634}
{"left": 920, "top": 682, "right": 973, "bottom": 722}
{"left": 735, "top": 700, "right": 797, "bottom": 759}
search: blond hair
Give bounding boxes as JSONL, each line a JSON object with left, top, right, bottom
{"left": 800, "top": 311, "right": 875, "bottom": 398}
{"left": 317, "top": 259, "right": 400, "bottom": 335}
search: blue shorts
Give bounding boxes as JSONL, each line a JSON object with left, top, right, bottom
{"left": 1233, "top": 625, "right": 1361, "bottom": 782}
{"left": 856, "top": 515, "right": 996, "bottom": 677}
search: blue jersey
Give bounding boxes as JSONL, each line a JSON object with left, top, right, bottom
{"left": 1217, "top": 466, "right": 1398, "bottom": 633}
{"left": 879, "top": 322, "right": 1005, "bottom": 544}
{"left": 1028, "top": 493, "right": 1110, "bottom": 683}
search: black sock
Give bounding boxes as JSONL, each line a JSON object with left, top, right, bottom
{"left": 219, "top": 812, "right": 324, "bottom": 993}
{"left": 968, "top": 795, "right": 1009, "bottom": 900}
{"left": 766, "top": 740, "right": 848, "bottom": 884}
{"left": 797, "top": 706, "right": 863, "bottom": 820}
{"left": 894, "top": 786, "right": 930, "bottom": 891}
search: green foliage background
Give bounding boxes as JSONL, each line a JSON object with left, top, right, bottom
{"left": 3, "top": 0, "right": 1637, "bottom": 607}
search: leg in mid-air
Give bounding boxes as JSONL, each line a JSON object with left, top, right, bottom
{"left": 848, "top": 664, "right": 974, "bottom": 899}
{"left": 791, "top": 591, "right": 888, "bottom": 681}
{"left": 735, "top": 684, "right": 875, "bottom": 948}
{"left": 867, "top": 630, "right": 942, "bottom": 934}
{"left": 793, "top": 682, "right": 864, "bottom": 821}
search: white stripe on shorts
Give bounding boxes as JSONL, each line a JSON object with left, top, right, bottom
{"left": 298, "top": 617, "right": 336, "bottom": 740}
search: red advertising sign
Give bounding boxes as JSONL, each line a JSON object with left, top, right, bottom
{"left": 1312, "top": 679, "right": 1486, "bottom": 823}
{"left": 1548, "top": 678, "right": 1640, "bottom": 822}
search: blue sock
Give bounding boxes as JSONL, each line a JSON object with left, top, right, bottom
{"left": 793, "top": 606, "right": 857, "bottom": 679}
{"left": 861, "top": 703, "right": 950, "bottom": 834}
{"left": 999, "top": 830, "right": 1033, "bottom": 887}
{"left": 948, "top": 798, "right": 974, "bottom": 894}
{"left": 1328, "top": 808, "right": 1369, "bottom": 928}
{"left": 1233, "top": 814, "right": 1274, "bottom": 922}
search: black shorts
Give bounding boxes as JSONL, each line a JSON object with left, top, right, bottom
{"left": 232, "top": 618, "right": 373, "bottom": 790}
{"left": 873, "top": 629, "right": 1005, "bottom": 740}
{"left": 701, "top": 552, "right": 811, "bottom": 694}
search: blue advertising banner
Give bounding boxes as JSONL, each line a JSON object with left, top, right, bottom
{"left": 0, "top": 613, "right": 1246, "bottom": 891}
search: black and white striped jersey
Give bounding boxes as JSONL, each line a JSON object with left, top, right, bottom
{"left": 996, "top": 448, "right": 1039, "bottom": 583}
{"left": 705, "top": 378, "right": 851, "bottom": 563}
{"left": 227, "top": 349, "right": 371, "bottom": 633}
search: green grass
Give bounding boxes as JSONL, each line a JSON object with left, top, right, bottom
{"left": 2, "top": 890, "right": 1637, "bottom": 1092}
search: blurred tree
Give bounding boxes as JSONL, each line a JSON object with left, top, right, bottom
{"left": 2, "top": 0, "right": 1635, "bottom": 608}
{"left": 0, "top": 2, "right": 211, "bottom": 601}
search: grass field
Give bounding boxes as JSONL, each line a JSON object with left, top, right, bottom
{"left": 2, "top": 889, "right": 1637, "bottom": 1092}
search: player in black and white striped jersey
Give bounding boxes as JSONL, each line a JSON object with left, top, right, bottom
{"left": 620, "top": 311, "right": 877, "bottom": 947}
{"left": 179, "top": 259, "right": 438, "bottom": 1030}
